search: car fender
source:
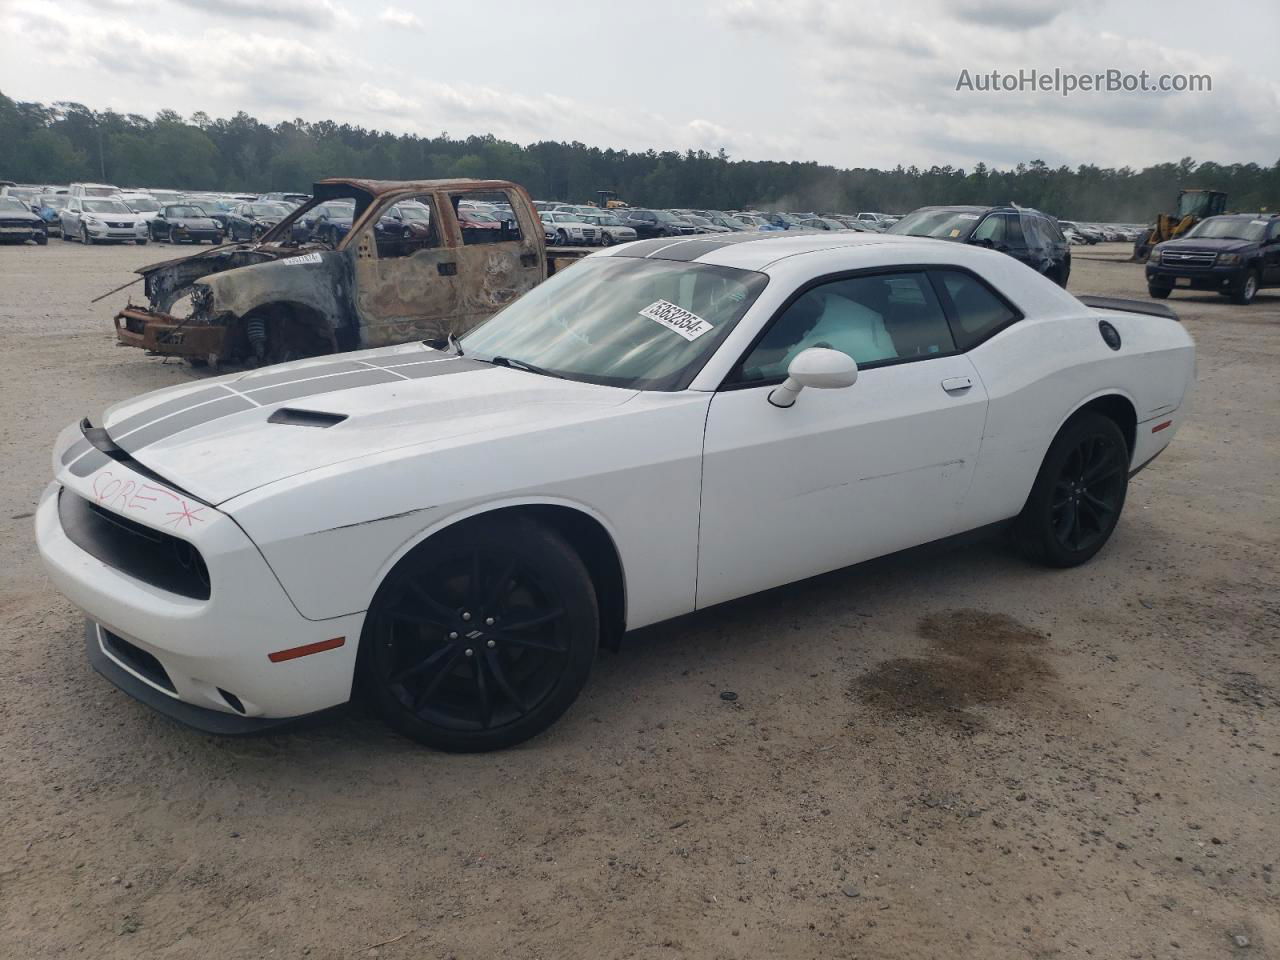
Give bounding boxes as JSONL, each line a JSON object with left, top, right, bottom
{"left": 199, "top": 250, "right": 354, "bottom": 331}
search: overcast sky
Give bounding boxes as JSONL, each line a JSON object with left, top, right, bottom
{"left": 1, "top": 0, "right": 1276, "bottom": 171}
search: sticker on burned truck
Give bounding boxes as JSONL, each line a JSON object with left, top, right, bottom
{"left": 286, "top": 252, "right": 324, "bottom": 265}
{"left": 638, "top": 299, "right": 713, "bottom": 341}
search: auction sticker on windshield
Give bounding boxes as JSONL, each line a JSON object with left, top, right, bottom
{"left": 638, "top": 300, "right": 713, "bottom": 341}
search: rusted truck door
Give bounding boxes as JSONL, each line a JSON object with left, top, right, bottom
{"left": 350, "top": 192, "right": 462, "bottom": 347}
{"left": 443, "top": 186, "right": 546, "bottom": 336}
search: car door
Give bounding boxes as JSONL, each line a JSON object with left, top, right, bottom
{"left": 63, "top": 198, "right": 81, "bottom": 236}
{"left": 350, "top": 192, "right": 463, "bottom": 346}
{"left": 1264, "top": 221, "right": 1280, "bottom": 284}
{"left": 697, "top": 270, "right": 990, "bottom": 608}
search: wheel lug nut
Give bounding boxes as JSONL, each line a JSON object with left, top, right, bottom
{"left": 462, "top": 612, "right": 472, "bottom": 621}
{"left": 485, "top": 617, "right": 495, "bottom": 626}
{"left": 486, "top": 639, "right": 496, "bottom": 648}
{"left": 464, "top": 648, "right": 474, "bottom": 657}
{"left": 449, "top": 632, "right": 458, "bottom": 640}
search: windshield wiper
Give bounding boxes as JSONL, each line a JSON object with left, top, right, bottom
{"left": 424, "top": 333, "right": 464, "bottom": 356}
{"left": 487, "top": 356, "right": 567, "bottom": 379}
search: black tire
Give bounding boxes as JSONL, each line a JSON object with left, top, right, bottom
{"left": 1016, "top": 411, "right": 1129, "bottom": 568}
{"left": 1230, "top": 270, "right": 1259, "bottom": 305}
{"left": 556, "top": 229, "right": 569, "bottom": 246}
{"left": 362, "top": 516, "right": 598, "bottom": 752}
{"left": 35, "top": 232, "right": 48, "bottom": 246}
{"left": 601, "top": 231, "right": 614, "bottom": 247}
{"left": 136, "top": 238, "right": 147, "bottom": 245}
{"left": 81, "top": 225, "right": 93, "bottom": 245}
{"left": 1148, "top": 284, "right": 1171, "bottom": 299}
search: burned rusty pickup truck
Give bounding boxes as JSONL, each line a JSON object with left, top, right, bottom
{"left": 115, "top": 178, "right": 588, "bottom": 368}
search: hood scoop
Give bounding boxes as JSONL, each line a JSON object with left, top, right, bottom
{"left": 267, "top": 408, "right": 348, "bottom": 428}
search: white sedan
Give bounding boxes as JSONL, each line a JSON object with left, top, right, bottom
{"left": 37, "top": 232, "right": 1195, "bottom": 751}
{"left": 60, "top": 196, "right": 150, "bottom": 245}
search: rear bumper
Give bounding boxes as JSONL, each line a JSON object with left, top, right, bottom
{"left": 114, "top": 307, "right": 229, "bottom": 358}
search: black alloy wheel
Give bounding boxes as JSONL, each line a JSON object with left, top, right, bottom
{"left": 1017, "top": 411, "right": 1129, "bottom": 567}
{"left": 364, "top": 517, "right": 598, "bottom": 752}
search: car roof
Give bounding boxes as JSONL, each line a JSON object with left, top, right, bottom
{"left": 597, "top": 230, "right": 954, "bottom": 270}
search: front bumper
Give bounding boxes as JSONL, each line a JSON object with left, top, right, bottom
{"left": 36, "top": 471, "right": 364, "bottom": 725}
{"left": 115, "top": 306, "right": 229, "bottom": 358}
{"left": 0, "top": 224, "right": 43, "bottom": 241}
{"left": 1146, "top": 261, "right": 1245, "bottom": 290}
{"left": 84, "top": 621, "right": 336, "bottom": 734}
{"left": 170, "top": 228, "right": 222, "bottom": 242}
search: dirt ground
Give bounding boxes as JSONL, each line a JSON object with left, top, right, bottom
{"left": 1, "top": 239, "right": 1276, "bottom": 960}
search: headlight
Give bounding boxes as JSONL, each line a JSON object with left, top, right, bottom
{"left": 1216, "top": 253, "right": 1241, "bottom": 266}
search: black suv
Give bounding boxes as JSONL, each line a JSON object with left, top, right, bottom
{"left": 1146, "top": 214, "right": 1280, "bottom": 305}
{"left": 620, "top": 209, "right": 698, "bottom": 240}
{"left": 887, "top": 205, "right": 1071, "bottom": 286}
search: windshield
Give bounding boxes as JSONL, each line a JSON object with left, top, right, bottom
{"left": 39, "top": 196, "right": 68, "bottom": 209}
{"left": 652, "top": 210, "right": 682, "bottom": 223}
{"left": 83, "top": 186, "right": 119, "bottom": 197}
{"left": 461, "top": 257, "right": 768, "bottom": 391}
{"left": 248, "top": 203, "right": 289, "bottom": 217}
{"left": 0, "top": 198, "right": 30, "bottom": 213}
{"left": 127, "top": 198, "right": 161, "bottom": 212}
{"left": 84, "top": 199, "right": 132, "bottom": 214}
{"left": 165, "top": 205, "right": 206, "bottom": 218}
{"left": 398, "top": 205, "right": 430, "bottom": 221}
{"left": 1184, "top": 217, "right": 1269, "bottom": 242}
{"left": 887, "top": 209, "right": 983, "bottom": 239}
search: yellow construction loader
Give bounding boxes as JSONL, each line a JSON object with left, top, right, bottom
{"left": 1133, "top": 188, "right": 1227, "bottom": 261}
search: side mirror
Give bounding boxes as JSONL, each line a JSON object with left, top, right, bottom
{"left": 768, "top": 348, "right": 858, "bottom": 408}
{"left": 969, "top": 236, "right": 993, "bottom": 248}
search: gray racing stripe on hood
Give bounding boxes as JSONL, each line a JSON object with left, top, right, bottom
{"left": 109, "top": 356, "right": 493, "bottom": 453}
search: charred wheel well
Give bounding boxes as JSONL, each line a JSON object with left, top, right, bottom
{"left": 231, "top": 301, "right": 342, "bottom": 361}
{"left": 1073, "top": 394, "right": 1137, "bottom": 455}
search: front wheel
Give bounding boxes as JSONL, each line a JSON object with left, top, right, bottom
{"left": 135, "top": 238, "right": 147, "bottom": 245}
{"left": 1016, "top": 411, "right": 1129, "bottom": 568}
{"left": 556, "top": 229, "right": 568, "bottom": 246}
{"left": 35, "top": 232, "right": 48, "bottom": 246}
{"left": 363, "top": 516, "right": 599, "bottom": 752}
{"left": 1230, "top": 270, "right": 1259, "bottom": 305}
{"left": 1148, "top": 284, "right": 1171, "bottom": 299}
{"left": 81, "top": 225, "right": 93, "bottom": 245}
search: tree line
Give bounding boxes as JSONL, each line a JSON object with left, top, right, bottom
{"left": 2, "top": 92, "right": 1277, "bottom": 222}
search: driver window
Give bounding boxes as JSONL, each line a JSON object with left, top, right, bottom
{"left": 375, "top": 194, "right": 440, "bottom": 259}
{"left": 972, "top": 214, "right": 1005, "bottom": 243}
{"left": 732, "top": 272, "right": 955, "bottom": 384}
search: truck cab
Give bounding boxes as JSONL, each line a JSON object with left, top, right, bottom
{"left": 116, "top": 178, "right": 584, "bottom": 368}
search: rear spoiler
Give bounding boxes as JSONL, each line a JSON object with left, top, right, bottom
{"left": 1077, "top": 295, "right": 1179, "bottom": 322}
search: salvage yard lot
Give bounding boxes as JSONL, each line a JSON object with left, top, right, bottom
{"left": 1, "top": 241, "right": 1277, "bottom": 959}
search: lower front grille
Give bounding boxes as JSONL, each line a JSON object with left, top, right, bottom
{"left": 101, "top": 628, "right": 176, "bottom": 693}
{"left": 58, "top": 489, "right": 211, "bottom": 600}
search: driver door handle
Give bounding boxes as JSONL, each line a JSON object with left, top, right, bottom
{"left": 941, "top": 376, "right": 973, "bottom": 393}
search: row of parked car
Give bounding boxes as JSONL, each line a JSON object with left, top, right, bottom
{"left": 527, "top": 201, "right": 904, "bottom": 246}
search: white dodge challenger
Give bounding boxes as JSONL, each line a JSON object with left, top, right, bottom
{"left": 37, "top": 232, "right": 1195, "bottom": 751}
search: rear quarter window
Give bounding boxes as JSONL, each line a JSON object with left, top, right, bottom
{"left": 932, "top": 269, "right": 1021, "bottom": 350}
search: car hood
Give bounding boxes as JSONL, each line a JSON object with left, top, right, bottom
{"left": 101, "top": 344, "right": 638, "bottom": 504}
{"left": 1158, "top": 237, "right": 1255, "bottom": 254}
{"left": 170, "top": 217, "right": 218, "bottom": 228}
{"left": 1, "top": 209, "right": 41, "bottom": 222}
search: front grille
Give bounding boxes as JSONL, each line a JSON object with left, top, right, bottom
{"left": 1161, "top": 251, "right": 1216, "bottom": 267}
{"left": 581, "top": 228, "right": 598, "bottom": 240}
{"left": 58, "top": 489, "right": 211, "bottom": 600}
{"left": 0, "top": 219, "right": 34, "bottom": 228}
{"left": 101, "top": 628, "right": 176, "bottom": 693}
{"left": 106, "top": 221, "right": 132, "bottom": 228}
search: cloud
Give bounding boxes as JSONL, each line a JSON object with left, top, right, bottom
{"left": 378, "top": 6, "right": 424, "bottom": 30}
{"left": 169, "top": 0, "right": 356, "bottom": 30}
{"left": 948, "top": 0, "right": 1068, "bottom": 30}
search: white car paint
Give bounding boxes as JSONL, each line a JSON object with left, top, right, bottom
{"left": 37, "top": 232, "right": 1194, "bottom": 726}
{"left": 60, "top": 196, "right": 149, "bottom": 243}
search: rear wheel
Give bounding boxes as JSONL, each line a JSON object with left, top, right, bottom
{"left": 1016, "top": 411, "right": 1129, "bottom": 568}
{"left": 363, "top": 517, "right": 598, "bottom": 752}
{"left": 1230, "top": 270, "right": 1259, "bottom": 305}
